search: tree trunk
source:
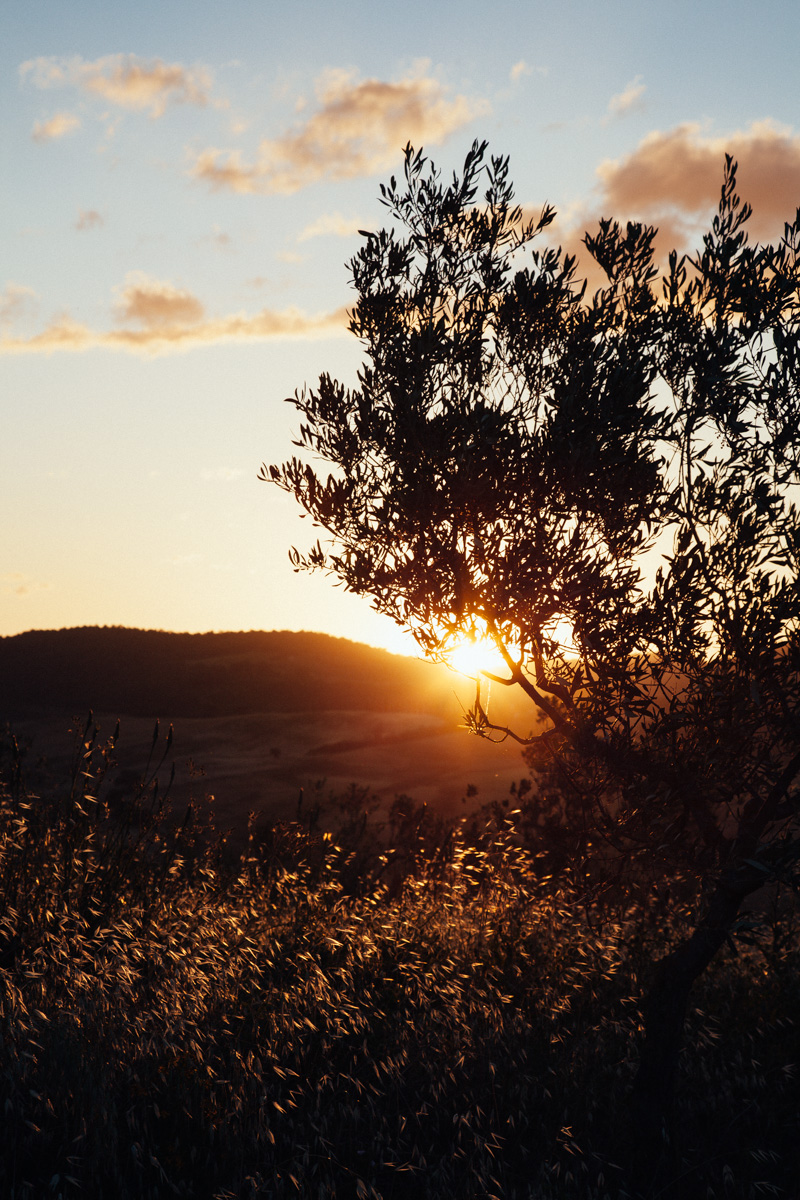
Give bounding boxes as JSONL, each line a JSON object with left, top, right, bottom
{"left": 628, "top": 878, "right": 745, "bottom": 1196}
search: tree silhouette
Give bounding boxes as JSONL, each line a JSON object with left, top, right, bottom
{"left": 265, "top": 141, "right": 800, "bottom": 1192}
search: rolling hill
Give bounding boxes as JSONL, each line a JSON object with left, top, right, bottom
{"left": 0, "top": 627, "right": 538, "bottom": 843}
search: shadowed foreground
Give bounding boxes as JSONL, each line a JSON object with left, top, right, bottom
{"left": 1, "top": 725, "right": 798, "bottom": 1199}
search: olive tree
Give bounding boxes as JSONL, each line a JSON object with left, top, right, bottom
{"left": 264, "top": 141, "right": 800, "bottom": 1188}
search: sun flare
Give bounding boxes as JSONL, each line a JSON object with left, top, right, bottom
{"left": 447, "top": 636, "right": 508, "bottom": 679}
{"left": 447, "top": 616, "right": 577, "bottom": 678}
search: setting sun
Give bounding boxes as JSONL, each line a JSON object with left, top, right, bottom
{"left": 446, "top": 616, "right": 577, "bottom": 678}
{"left": 448, "top": 636, "right": 509, "bottom": 678}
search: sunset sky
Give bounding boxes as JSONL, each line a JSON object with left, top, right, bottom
{"left": 3, "top": 0, "right": 800, "bottom": 656}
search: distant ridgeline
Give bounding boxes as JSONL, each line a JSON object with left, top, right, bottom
{"left": 0, "top": 626, "right": 473, "bottom": 721}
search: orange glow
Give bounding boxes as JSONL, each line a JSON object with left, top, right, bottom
{"left": 447, "top": 635, "right": 509, "bottom": 679}
{"left": 446, "top": 615, "right": 576, "bottom": 678}
{"left": 544, "top": 616, "right": 577, "bottom": 656}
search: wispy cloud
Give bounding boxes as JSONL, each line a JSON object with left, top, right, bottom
{"left": 20, "top": 54, "right": 214, "bottom": 118}
{"left": 191, "top": 65, "right": 487, "bottom": 194}
{"left": 298, "top": 212, "right": 364, "bottom": 242}
{"left": 510, "top": 61, "right": 532, "bottom": 84}
{"left": 0, "top": 271, "right": 350, "bottom": 356}
{"left": 605, "top": 76, "right": 646, "bottom": 121}
{"left": 0, "top": 283, "right": 38, "bottom": 327}
{"left": 76, "top": 209, "right": 104, "bottom": 231}
{"left": 32, "top": 111, "right": 81, "bottom": 142}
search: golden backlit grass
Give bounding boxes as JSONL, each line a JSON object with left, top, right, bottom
{"left": 0, "top": 723, "right": 798, "bottom": 1198}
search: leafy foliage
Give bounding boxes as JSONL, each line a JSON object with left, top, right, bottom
{"left": 267, "top": 141, "right": 800, "bottom": 899}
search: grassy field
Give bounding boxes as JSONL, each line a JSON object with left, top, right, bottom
{"left": 6, "top": 707, "right": 526, "bottom": 858}
{"left": 1, "top": 627, "right": 534, "bottom": 854}
{"left": 1, "top": 718, "right": 798, "bottom": 1199}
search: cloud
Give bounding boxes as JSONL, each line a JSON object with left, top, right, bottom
{"left": 533, "top": 117, "right": 800, "bottom": 293}
{"left": 605, "top": 76, "right": 646, "bottom": 121}
{"left": 76, "top": 209, "right": 104, "bottom": 231}
{"left": 596, "top": 120, "right": 800, "bottom": 240}
{"left": 5, "top": 265, "right": 345, "bottom": 359}
{"left": 510, "top": 61, "right": 532, "bottom": 84}
{"left": 32, "top": 111, "right": 81, "bottom": 142}
{"left": 20, "top": 54, "right": 213, "bottom": 118}
{"left": 114, "top": 272, "right": 206, "bottom": 328}
{"left": 190, "top": 149, "right": 254, "bottom": 192}
{"left": 514, "top": 120, "right": 800, "bottom": 298}
{"left": 2, "top": 573, "right": 50, "bottom": 598}
{"left": 191, "top": 65, "right": 487, "bottom": 194}
{"left": 298, "top": 212, "right": 364, "bottom": 241}
{"left": 0, "top": 283, "right": 38, "bottom": 327}
{"left": 0, "top": 291, "right": 350, "bottom": 356}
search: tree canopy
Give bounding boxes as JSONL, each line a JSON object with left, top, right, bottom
{"left": 267, "top": 142, "right": 800, "bottom": 868}
{"left": 265, "top": 140, "right": 800, "bottom": 1187}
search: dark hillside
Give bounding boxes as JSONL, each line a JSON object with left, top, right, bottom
{"left": 0, "top": 626, "right": 492, "bottom": 720}
{"left": 0, "top": 628, "right": 535, "bottom": 837}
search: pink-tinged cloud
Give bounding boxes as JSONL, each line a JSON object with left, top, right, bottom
{"left": 20, "top": 54, "right": 213, "bottom": 118}
{"left": 0, "top": 303, "right": 350, "bottom": 356}
{"left": 76, "top": 209, "right": 104, "bottom": 231}
{"left": 596, "top": 120, "right": 800, "bottom": 240}
{"left": 605, "top": 76, "right": 646, "bottom": 120}
{"left": 517, "top": 120, "right": 800, "bottom": 294}
{"left": 32, "top": 111, "right": 81, "bottom": 142}
{"left": 114, "top": 272, "right": 206, "bottom": 328}
{"left": 191, "top": 67, "right": 487, "bottom": 194}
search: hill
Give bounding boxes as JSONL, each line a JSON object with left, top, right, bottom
{"left": 0, "top": 627, "right": 536, "bottom": 841}
{"left": 0, "top": 626, "right": 460, "bottom": 719}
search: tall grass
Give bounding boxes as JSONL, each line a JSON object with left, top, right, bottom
{"left": 0, "top": 720, "right": 798, "bottom": 1198}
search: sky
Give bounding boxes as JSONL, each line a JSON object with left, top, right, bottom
{"left": 3, "top": 0, "right": 800, "bottom": 656}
